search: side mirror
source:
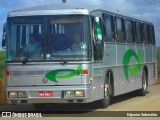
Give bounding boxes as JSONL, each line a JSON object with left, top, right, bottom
{"left": 93, "top": 17, "right": 103, "bottom": 45}
{"left": 2, "top": 23, "right": 6, "bottom": 48}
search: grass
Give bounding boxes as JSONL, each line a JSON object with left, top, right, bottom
{"left": 0, "top": 51, "right": 7, "bottom": 104}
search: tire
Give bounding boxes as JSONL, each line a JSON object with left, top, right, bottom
{"left": 98, "top": 76, "right": 111, "bottom": 108}
{"left": 139, "top": 71, "right": 148, "bottom": 96}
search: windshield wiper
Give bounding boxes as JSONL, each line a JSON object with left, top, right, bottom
{"left": 52, "top": 49, "right": 67, "bottom": 64}
{"left": 22, "top": 44, "right": 40, "bottom": 64}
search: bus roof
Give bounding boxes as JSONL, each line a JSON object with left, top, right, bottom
{"left": 8, "top": 2, "right": 153, "bottom": 24}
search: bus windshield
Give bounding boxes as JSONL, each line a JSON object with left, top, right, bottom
{"left": 7, "top": 15, "right": 91, "bottom": 62}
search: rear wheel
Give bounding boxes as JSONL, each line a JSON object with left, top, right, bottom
{"left": 139, "top": 71, "right": 148, "bottom": 96}
{"left": 98, "top": 76, "right": 111, "bottom": 108}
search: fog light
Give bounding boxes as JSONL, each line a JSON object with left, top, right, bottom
{"left": 9, "top": 92, "right": 17, "bottom": 98}
{"left": 65, "top": 91, "right": 74, "bottom": 97}
{"left": 75, "top": 91, "right": 84, "bottom": 97}
{"left": 18, "top": 92, "right": 26, "bottom": 98}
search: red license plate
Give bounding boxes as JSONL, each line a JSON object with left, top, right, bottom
{"left": 38, "top": 91, "right": 53, "bottom": 97}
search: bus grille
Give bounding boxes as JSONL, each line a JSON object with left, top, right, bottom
{"left": 153, "top": 61, "right": 157, "bottom": 80}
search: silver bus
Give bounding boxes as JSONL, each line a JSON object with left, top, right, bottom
{"left": 2, "top": 3, "right": 157, "bottom": 108}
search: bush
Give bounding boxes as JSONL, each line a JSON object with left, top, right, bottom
{"left": 0, "top": 51, "right": 6, "bottom": 104}
{"left": 157, "top": 47, "right": 160, "bottom": 63}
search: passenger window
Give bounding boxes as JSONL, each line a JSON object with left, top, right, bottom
{"left": 103, "top": 14, "right": 115, "bottom": 42}
{"left": 115, "top": 17, "right": 125, "bottom": 42}
{"left": 142, "top": 24, "right": 150, "bottom": 44}
{"left": 125, "top": 19, "right": 134, "bottom": 43}
{"left": 135, "top": 22, "right": 142, "bottom": 44}
{"left": 149, "top": 25, "right": 155, "bottom": 45}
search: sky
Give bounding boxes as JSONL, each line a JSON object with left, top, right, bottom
{"left": 0, "top": 0, "right": 160, "bottom": 50}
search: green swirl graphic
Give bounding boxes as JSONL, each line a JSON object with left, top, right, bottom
{"left": 122, "top": 49, "right": 142, "bottom": 81}
{"left": 45, "top": 65, "right": 82, "bottom": 83}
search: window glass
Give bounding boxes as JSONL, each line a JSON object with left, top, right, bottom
{"left": 103, "top": 14, "right": 115, "bottom": 42}
{"left": 7, "top": 17, "right": 43, "bottom": 62}
{"left": 142, "top": 24, "right": 150, "bottom": 44}
{"left": 7, "top": 15, "right": 91, "bottom": 62}
{"left": 46, "top": 15, "right": 91, "bottom": 61}
{"left": 135, "top": 22, "right": 142, "bottom": 44}
{"left": 125, "top": 20, "right": 134, "bottom": 43}
{"left": 115, "top": 17, "right": 125, "bottom": 42}
{"left": 149, "top": 25, "right": 155, "bottom": 45}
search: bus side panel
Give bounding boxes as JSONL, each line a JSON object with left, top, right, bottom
{"left": 144, "top": 45, "right": 155, "bottom": 85}
{"left": 92, "top": 63, "right": 104, "bottom": 101}
{"left": 103, "top": 43, "right": 117, "bottom": 66}
{"left": 144, "top": 45, "right": 152, "bottom": 63}
{"left": 127, "top": 44, "right": 142, "bottom": 91}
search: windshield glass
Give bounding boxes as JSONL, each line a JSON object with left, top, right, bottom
{"left": 7, "top": 15, "right": 91, "bottom": 62}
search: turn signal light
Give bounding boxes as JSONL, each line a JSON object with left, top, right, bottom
{"left": 81, "top": 70, "right": 88, "bottom": 74}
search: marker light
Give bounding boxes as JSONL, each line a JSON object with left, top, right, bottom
{"left": 6, "top": 71, "right": 10, "bottom": 76}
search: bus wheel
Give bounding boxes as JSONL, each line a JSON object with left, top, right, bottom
{"left": 98, "top": 76, "right": 111, "bottom": 108}
{"left": 139, "top": 71, "right": 148, "bottom": 96}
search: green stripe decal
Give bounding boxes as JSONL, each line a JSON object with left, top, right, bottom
{"left": 45, "top": 65, "right": 82, "bottom": 83}
{"left": 122, "top": 49, "right": 142, "bottom": 81}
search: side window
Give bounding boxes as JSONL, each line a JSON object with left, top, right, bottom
{"left": 125, "top": 19, "right": 134, "bottom": 43}
{"left": 135, "top": 22, "right": 142, "bottom": 44}
{"left": 103, "top": 14, "right": 115, "bottom": 42}
{"left": 142, "top": 23, "right": 150, "bottom": 44}
{"left": 115, "top": 17, "right": 125, "bottom": 42}
{"left": 149, "top": 25, "right": 155, "bottom": 45}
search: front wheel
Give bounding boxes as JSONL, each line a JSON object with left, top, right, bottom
{"left": 98, "top": 76, "right": 111, "bottom": 108}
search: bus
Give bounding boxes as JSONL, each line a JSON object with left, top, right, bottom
{"left": 2, "top": 2, "right": 157, "bottom": 109}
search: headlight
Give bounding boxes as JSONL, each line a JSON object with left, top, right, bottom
{"left": 65, "top": 91, "right": 74, "bottom": 97}
{"left": 9, "top": 92, "right": 17, "bottom": 98}
{"left": 65, "top": 90, "right": 85, "bottom": 97}
{"left": 8, "top": 91, "right": 26, "bottom": 98}
{"left": 18, "top": 92, "right": 26, "bottom": 98}
{"left": 75, "top": 90, "right": 84, "bottom": 97}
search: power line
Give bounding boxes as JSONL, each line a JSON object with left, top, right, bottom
{"left": 144, "top": 0, "right": 160, "bottom": 7}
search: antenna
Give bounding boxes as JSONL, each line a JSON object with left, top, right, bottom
{"left": 62, "top": 0, "right": 66, "bottom": 3}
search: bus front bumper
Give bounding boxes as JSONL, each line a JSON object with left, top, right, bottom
{"left": 7, "top": 85, "right": 93, "bottom": 104}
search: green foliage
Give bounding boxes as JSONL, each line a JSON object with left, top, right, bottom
{"left": 157, "top": 47, "right": 160, "bottom": 63}
{"left": 0, "top": 51, "right": 5, "bottom": 66}
{"left": 0, "top": 51, "right": 5, "bottom": 78}
{"left": 0, "top": 51, "right": 6, "bottom": 104}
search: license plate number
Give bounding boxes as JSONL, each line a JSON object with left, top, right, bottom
{"left": 38, "top": 91, "right": 53, "bottom": 97}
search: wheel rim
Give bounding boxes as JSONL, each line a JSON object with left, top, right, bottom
{"left": 104, "top": 84, "right": 110, "bottom": 100}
